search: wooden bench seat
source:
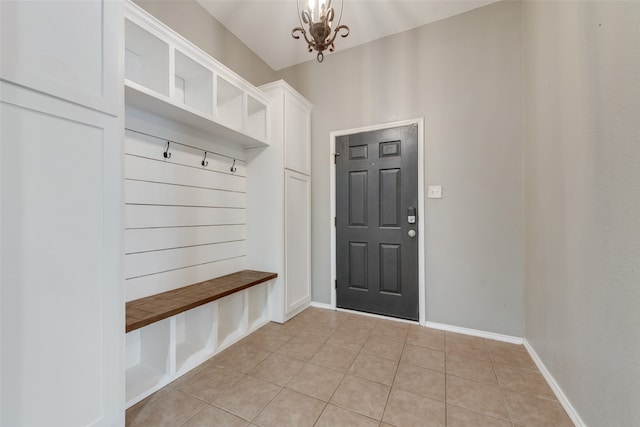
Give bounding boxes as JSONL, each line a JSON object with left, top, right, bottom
{"left": 126, "top": 270, "right": 277, "bottom": 333}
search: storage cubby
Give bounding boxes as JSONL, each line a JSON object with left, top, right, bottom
{"left": 125, "top": 319, "right": 171, "bottom": 404}
{"left": 174, "top": 50, "right": 213, "bottom": 116}
{"left": 246, "top": 95, "right": 268, "bottom": 141}
{"left": 125, "top": 19, "right": 170, "bottom": 96}
{"left": 217, "top": 292, "right": 247, "bottom": 349}
{"left": 175, "top": 302, "right": 216, "bottom": 373}
{"left": 248, "top": 282, "right": 269, "bottom": 331}
{"left": 216, "top": 76, "right": 244, "bottom": 131}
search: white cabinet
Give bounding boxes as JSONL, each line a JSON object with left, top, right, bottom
{"left": 285, "top": 170, "right": 312, "bottom": 314}
{"left": 0, "top": 1, "right": 124, "bottom": 425}
{"left": 247, "top": 81, "right": 312, "bottom": 323}
{"left": 124, "top": 1, "right": 271, "bottom": 147}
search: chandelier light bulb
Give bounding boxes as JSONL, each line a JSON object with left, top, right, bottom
{"left": 292, "top": 0, "right": 350, "bottom": 63}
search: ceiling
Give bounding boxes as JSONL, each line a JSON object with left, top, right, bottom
{"left": 197, "top": 0, "right": 499, "bottom": 71}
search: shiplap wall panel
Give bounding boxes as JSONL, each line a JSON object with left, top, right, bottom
{"left": 125, "top": 129, "right": 247, "bottom": 177}
{"left": 126, "top": 256, "right": 246, "bottom": 301}
{"left": 125, "top": 225, "right": 246, "bottom": 254}
{"left": 125, "top": 130, "right": 247, "bottom": 301}
{"left": 125, "top": 180, "right": 245, "bottom": 208}
{"left": 125, "top": 205, "right": 245, "bottom": 228}
{"left": 125, "top": 241, "right": 245, "bottom": 278}
{"left": 125, "top": 155, "right": 245, "bottom": 192}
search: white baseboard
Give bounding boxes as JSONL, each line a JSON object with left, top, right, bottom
{"left": 523, "top": 339, "right": 586, "bottom": 427}
{"left": 309, "top": 301, "right": 334, "bottom": 310}
{"left": 424, "top": 321, "right": 523, "bottom": 344}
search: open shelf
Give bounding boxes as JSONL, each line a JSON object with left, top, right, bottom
{"left": 248, "top": 282, "right": 269, "bottom": 331}
{"left": 217, "top": 292, "right": 246, "bottom": 349}
{"left": 246, "top": 95, "right": 268, "bottom": 142}
{"left": 175, "top": 302, "right": 215, "bottom": 373}
{"left": 125, "top": 19, "right": 169, "bottom": 97}
{"left": 125, "top": 319, "right": 171, "bottom": 404}
{"left": 174, "top": 51, "right": 213, "bottom": 116}
{"left": 216, "top": 76, "right": 244, "bottom": 131}
{"left": 125, "top": 84, "right": 266, "bottom": 148}
{"left": 124, "top": 2, "right": 271, "bottom": 148}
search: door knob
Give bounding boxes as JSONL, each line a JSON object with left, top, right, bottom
{"left": 408, "top": 230, "right": 416, "bottom": 238}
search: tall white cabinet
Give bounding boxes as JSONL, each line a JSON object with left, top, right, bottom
{"left": 247, "top": 81, "right": 312, "bottom": 323}
{"left": 1, "top": 1, "right": 124, "bottom": 426}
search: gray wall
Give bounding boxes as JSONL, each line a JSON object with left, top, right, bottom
{"left": 278, "top": 1, "right": 524, "bottom": 336}
{"left": 522, "top": 1, "right": 640, "bottom": 425}
{"left": 133, "top": 0, "right": 276, "bottom": 86}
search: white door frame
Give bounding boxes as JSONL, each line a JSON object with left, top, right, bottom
{"left": 329, "top": 118, "right": 426, "bottom": 325}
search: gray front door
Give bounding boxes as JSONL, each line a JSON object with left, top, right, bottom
{"left": 336, "top": 124, "right": 419, "bottom": 320}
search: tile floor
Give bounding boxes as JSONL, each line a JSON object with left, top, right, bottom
{"left": 126, "top": 307, "right": 574, "bottom": 427}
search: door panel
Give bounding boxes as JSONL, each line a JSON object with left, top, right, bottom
{"left": 336, "top": 125, "right": 418, "bottom": 320}
{"left": 284, "top": 170, "right": 311, "bottom": 314}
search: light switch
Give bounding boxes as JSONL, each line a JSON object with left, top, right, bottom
{"left": 427, "top": 185, "right": 443, "bottom": 199}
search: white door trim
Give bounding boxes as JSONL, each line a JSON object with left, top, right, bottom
{"left": 329, "top": 118, "right": 426, "bottom": 324}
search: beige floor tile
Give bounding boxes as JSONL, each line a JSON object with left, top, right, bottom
{"left": 489, "top": 346, "right": 538, "bottom": 371}
{"left": 213, "top": 376, "right": 281, "bottom": 421}
{"left": 213, "top": 344, "right": 271, "bottom": 373}
{"left": 248, "top": 329, "right": 292, "bottom": 352}
{"left": 446, "top": 352, "right": 497, "bottom": 384}
{"left": 315, "top": 404, "right": 380, "bottom": 427}
{"left": 362, "top": 336, "right": 405, "bottom": 361}
{"left": 249, "top": 353, "right": 305, "bottom": 386}
{"left": 126, "top": 388, "right": 206, "bottom": 427}
{"left": 400, "top": 344, "right": 445, "bottom": 372}
{"left": 310, "top": 343, "right": 359, "bottom": 373}
{"left": 393, "top": 363, "right": 445, "bottom": 401}
{"left": 286, "top": 362, "right": 345, "bottom": 401}
{"left": 348, "top": 352, "right": 399, "bottom": 386}
{"left": 253, "top": 388, "right": 325, "bottom": 427}
{"left": 494, "top": 363, "right": 555, "bottom": 399}
{"left": 313, "top": 310, "right": 351, "bottom": 328}
{"left": 327, "top": 329, "right": 368, "bottom": 351}
{"left": 343, "top": 314, "right": 378, "bottom": 330}
{"left": 445, "top": 332, "right": 491, "bottom": 361}
{"left": 335, "top": 324, "right": 373, "bottom": 340}
{"left": 275, "top": 336, "right": 324, "bottom": 361}
{"left": 173, "top": 364, "right": 244, "bottom": 402}
{"left": 406, "top": 326, "right": 445, "bottom": 351}
{"left": 446, "top": 404, "right": 511, "bottom": 427}
{"left": 262, "top": 319, "right": 307, "bottom": 336}
{"left": 382, "top": 388, "right": 446, "bottom": 427}
{"left": 182, "top": 405, "right": 249, "bottom": 427}
{"left": 370, "top": 322, "right": 409, "bottom": 343}
{"left": 504, "top": 391, "right": 573, "bottom": 426}
{"left": 445, "top": 375, "right": 509, "bottom": 420}
{"left": 296, "top": 324, "right": 337, "bottom": 342}
{"left": 330, "top": 375, "right": 391, "bottom": 420}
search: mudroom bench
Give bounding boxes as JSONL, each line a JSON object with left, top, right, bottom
{"left": 125, "top": 269, "right": 277, "bottom": 407}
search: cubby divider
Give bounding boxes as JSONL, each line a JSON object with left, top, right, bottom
{"left": 175, "top": 302, "right": 216, "bottom": 374}
{"left": 125, "top": 318, "right": 171, "bottom": 404}
{"left": 217, "top": 292, "right": 248, "bottom": 350}
{"left": 125, "top": 279, "right": 273, "bottom": 408}
{"left": 124, "top": 1, "right": 271, "bottom": 148}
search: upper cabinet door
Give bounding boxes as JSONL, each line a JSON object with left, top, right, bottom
{"left": 0, "top": 0, "right": 122, "bottom": 115}
{"left": 284, "top": 92, "right": 311, "bottom": 175}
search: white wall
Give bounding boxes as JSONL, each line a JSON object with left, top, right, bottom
{"left": 124, "top": 107, "right": 249, "bottom": 301}
{"left": 522, "top": 1, "right": 640, "bottom": 425}
{"left": 278, "top": 1, "right": 524, "bottom": 336}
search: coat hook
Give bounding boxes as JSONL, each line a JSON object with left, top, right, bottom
{"left": 201, "top": 151, "right": 208, "bottom": 167}
{"left": 230, "top": 159, "right": 237, "bottom": 173}
{"left": 163, "top": 141, "right": 172, "bottom": 159}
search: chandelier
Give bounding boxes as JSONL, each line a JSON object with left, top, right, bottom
{"left": 292, "top": 0, "right": 350, "bottom": 63}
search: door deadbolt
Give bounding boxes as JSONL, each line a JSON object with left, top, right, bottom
{"left": 407, "top": 207, "right": 416, "bottom": 224}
